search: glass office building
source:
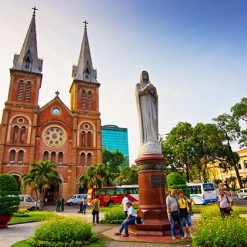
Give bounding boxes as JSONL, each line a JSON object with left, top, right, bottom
{"left": 101, "top": 125, "right": 129, "bottom": 159}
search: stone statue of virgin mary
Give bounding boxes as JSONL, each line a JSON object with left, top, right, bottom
{"left": 136, "top": 71, "right": 162, "bottom": 155}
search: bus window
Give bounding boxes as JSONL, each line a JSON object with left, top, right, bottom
{"left": 190, "top": 185, "right": 202, "bottom": 194}
{"left": 106, "top": 189, "right": 116, "bottom": 195}
{"left": 99, "top": 189, "right": 106, "bottom": 195}
{"left": 203, "top": 183, "right": 214, "bottom": 191}
{"left": 116, "top": 188, "right": 125, "bottom": 195}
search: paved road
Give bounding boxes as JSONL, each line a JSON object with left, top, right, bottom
{"left": 234, "top": 198, "right": 247, "bottom": 206}
{"left": 0, "top": 222, "right": 39, "bottom": 247}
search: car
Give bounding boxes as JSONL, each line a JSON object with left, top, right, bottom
{"left": 66, "top": 194, "right": 87, "bottom": 206}
{"left": 237, "top": 188, "right": 247, "bottom": 199}
{"left": 19, "top": 195, "right": 37, "bottom": 210}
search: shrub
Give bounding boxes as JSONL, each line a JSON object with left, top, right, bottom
{"left": 192, "top": 205, "right": 247, "bottom": 247}
{"left": 101, "top": 205, "right": 125, "bottom": 224}
{"left": 166, "top": 172, "right": 189, "bottom": 197}
{"left": 28, "top": 217, "right": 98, "bottom": 247}
{"left": 0, "top": 174, "right": 20, "bottom": 215}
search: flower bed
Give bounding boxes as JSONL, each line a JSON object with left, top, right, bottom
{"left": 101, "top": 205, "right": 125, "bottom": 224}
{"left": 192, "top": 205, "right": 247, "bottom": 247}
{"left": 28, "top": 217, "right": 98, "bottom": 247}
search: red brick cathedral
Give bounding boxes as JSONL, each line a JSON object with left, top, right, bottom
{"left": 0, "top": 11, "right": 102, "bottom": 201}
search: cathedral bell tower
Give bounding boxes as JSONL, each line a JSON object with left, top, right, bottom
{"left": 0, "top": 8, "right": 43, "bottom": 172}
{"left": 69, "top": 21, "right": 102, "bottom": 172}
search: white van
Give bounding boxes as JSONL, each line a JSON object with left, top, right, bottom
{"left": 237, "top": 188, "right": 247, "bottom": 199}
{"left": 66, "top": 194, "right": 87, "bottom": 206}
{"left": 19, "top": 195, "right": 37, "bottom": 210}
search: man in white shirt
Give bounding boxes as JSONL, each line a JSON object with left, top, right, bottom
{"left": 122, "top": 193, "right": 129, "bottom": 217}
{"left": 115, "top": 200, "right": 136, "bottom": 237}
{"left": 218, "top": 189, "right": 233, "bottom": 217}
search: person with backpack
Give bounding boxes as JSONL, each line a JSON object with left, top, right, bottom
{"left": 218, "top": 189, "right": 233, "bottom": 217}
{"left": 166, "top": 189, "right": 184, "bottom": 240}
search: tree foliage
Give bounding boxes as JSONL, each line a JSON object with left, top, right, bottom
{"left": 117, "top": 165, "right": 138, "bottom": 185}
{"left": 21, "top": 161, "right": 62, "bottom": 209}
{"left": 79, "top": 164, "right": 113, "bottom": 189}
{"left": 102, "top": 148, "right": 125, "bottom": 173}
{"left": 166, "top": 172, "right": 189, "bottom": 197}
{"left": 0, "top": 174, "right": 20, "bottom": 215}
{"left": 213, "top": 113, "right": 242, "bottom": 188}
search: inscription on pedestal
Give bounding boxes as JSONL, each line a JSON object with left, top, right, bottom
{"left": 150, "top": 174, "right": 165, "bottom": 188}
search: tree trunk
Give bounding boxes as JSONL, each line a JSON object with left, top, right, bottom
{"left": 233, "top": 163, "right": 243, "bottom": 188}
{"left": 185, "top": 164, "right": 190, "bottom": 182}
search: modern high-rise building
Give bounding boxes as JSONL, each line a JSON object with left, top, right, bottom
{"left": 102, "top": 125, "right": 129, "bottom": 158}
{"left": 0, "top": 10, "right": 102, "bottom": 201}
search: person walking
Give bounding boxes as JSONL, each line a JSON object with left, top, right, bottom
{"left": 166, "top": 189, "right": 184, "bottom": 240}
{"left": 56, "top": 198, "right": 61, "bottom": 212}
{"left": 91, "top": 194, "right": 100, "bottom": 225}
{"left": 60, "top": 198, "right": 65, "bottom": 212}
{"left": 115, "top": 200, "right": 136, "bottom": 237}
{"left": 218, "top": 189, "right": 233, "bottom": 217}
{"left": 82, "top": 196, "right": 87, "bottom": 214}
{"left": 122, "top": 193, "right": 129, "bottom": 217}
{"left": 177, "top": 190, "right": 193, "bottom": 238}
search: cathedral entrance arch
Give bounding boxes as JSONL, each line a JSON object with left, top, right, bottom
{"left": 45, "top": 175, "right": 64, "bottom": 205}
{"left": 9, "top": 172, "right": 22, "bottom": 192}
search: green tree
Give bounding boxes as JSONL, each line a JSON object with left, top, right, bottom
{"left": 213, "top": 113, "right": 243, "bottom": 188}
{"left": 117, "top": 165, "right": 138, "bottom": 185}
{"left": 79, "top": 164, "right": 112, "bottom": 189}
{"left": 102, "top": 148, "right": 125, "bottom": 173}
{"left": 191, "top": 123, "right": 226, "bottom": 182}
{"left": 0, "top": 174, "right": 20, "bottom": 215}
{"left": 21, "top": 161, "right": 62, "bottom": 209}
{"left": 162, "top": 122, "right": 194, "bottom": 182}
{"left": 166, "top": 172, "right": 189, "bottom": 197}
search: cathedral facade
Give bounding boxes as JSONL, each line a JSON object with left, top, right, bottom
{"left": 0, "top": 12, "right": 102, "bottom": 201}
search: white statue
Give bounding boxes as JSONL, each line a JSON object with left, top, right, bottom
{"left": 136, "top": 71, "right": 162, "bottom": 155}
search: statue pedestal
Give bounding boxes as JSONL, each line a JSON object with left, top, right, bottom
{"left": 130, "top": 153, "right": 170, "bottom": 236}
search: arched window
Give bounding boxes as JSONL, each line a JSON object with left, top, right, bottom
{"left": 51, "top": 151, "right": 56, "bottom": 163}
{"left": 81, "top": 131, "right": 86, "bottom": 146}
{"left": 13, "top": 126, "right": 19, "bottom": 143}
{"left": 24, "top": 55, "right": 31, "bottom": 70}
{"left": 25, "top": 81, "right": 31, "bottom": 101}
{"left": 17, "top": 81, "right": 24, "bottom": 101}
{"left": 238, "top": 164, "right": 242, "bottom": 169}
{"left": 9, "top": 150, "right": 16, "bottom": 162}
{"left": 87, "top": 153, "right": 92, "bottom": 165}
{"left": 88, "top": 91, "right": 92, "bottom": 110}
{"left": 80, "top": 153, "right": 85, "bottom": 165}
{"left": 87, "top": 132, "right": 92, "bottom": 146}
{"left": 18, "top": 150, "right": 24, "bottom": 163}
{"left": 82, "top": 90, "right": 86, "bottom": 109}
{"left": 20, "top": 126, "right": 26, "bottom": 144}
{"left": 58, "top": 152, "right": 63, "bottom": 165}
{"left": 43, "top": 151, "right": 49, "bottom": 161}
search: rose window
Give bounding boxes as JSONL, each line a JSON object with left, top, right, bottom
{"left": 43, "top": 127, "right": 66, "bottom": 147}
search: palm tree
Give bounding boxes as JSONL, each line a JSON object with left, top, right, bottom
{"left": 79, "top": 164, "right": 113, "bottom": 190}
{"left": 22, "top": 161, "right": 62, "bottom": 209}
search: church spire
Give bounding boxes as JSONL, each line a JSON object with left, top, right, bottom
{"left": 72, "top": 21, "right": 97, "bottom": 83}
{"left": 12, "top": 7, "right": 43, "bottom": 74}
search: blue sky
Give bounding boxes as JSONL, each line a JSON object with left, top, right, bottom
{"left": 0, "top": 0, "right": 247, "bottom": 163}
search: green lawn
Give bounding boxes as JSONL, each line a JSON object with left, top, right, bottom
{"left": 11, "top": 239, "right": 105, "bottom": 247}
{"left": 9, "top": 211, "right": 56, "bottom": 224}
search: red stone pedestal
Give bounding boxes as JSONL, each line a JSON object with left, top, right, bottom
{"left": 130, "top": 153, "right": 170, "bottom": 236}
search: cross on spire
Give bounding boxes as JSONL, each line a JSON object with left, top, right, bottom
{"left": 55, "top": 91, "right": 60, "bottom": 97}
{"left": 83, "top": 20, "right": 88, "bottom": 30}
{"left": 32, "top": 6, "right": 38, "bottom": 16}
